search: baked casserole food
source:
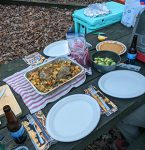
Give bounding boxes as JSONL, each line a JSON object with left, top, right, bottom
{"left": 25, "top": 57, "right": 83, "bottom": 94}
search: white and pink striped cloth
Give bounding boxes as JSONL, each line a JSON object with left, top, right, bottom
{"left": 3, "top": 66, "right": 86, "bottom": 114}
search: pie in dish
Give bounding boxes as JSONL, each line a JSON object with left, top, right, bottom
{"left": 96, "top": 41, "right": 126, "bottom": 55}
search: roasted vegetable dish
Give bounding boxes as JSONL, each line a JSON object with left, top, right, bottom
{"left": 93, "top": 57, "right": 116, "bottom": 66}
{"left": 27, "top": 60, "right": 81, "bottom": 93}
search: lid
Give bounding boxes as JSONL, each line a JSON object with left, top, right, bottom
{"left": 3, "top": 105, "right": 11, "bottom": 113}
{"left": 0, "top": 85, "right": 22, "bottom": 117}
{"left": 72, "top": 2, "right": 124, "bottom": 26}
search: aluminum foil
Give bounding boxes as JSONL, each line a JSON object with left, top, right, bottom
{"left": 84, "top": 3, "right": 110, "bottom": 17}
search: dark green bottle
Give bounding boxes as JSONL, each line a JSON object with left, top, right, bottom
{"left": 3, "top": 105, "right": 27, "bottom": 144}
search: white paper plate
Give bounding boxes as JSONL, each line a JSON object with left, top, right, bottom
{"left": 46, "top": 94, "right": 100, "bottom": 142}
{"left": 98, "top": 70, "right": 145, "bottom": 98}
{"left": 43, "top": 40, "right": 70, "bottom": 57}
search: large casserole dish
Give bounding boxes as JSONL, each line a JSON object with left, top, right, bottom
{"left": 24, "top": 56, "right": 85, "bottom": 95}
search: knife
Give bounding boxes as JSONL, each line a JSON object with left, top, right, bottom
{"left": 92, "top": 32, "right": 105, "bottom": 35}
{"left": 0, "top": 87, "right": 6, "bottom": 99}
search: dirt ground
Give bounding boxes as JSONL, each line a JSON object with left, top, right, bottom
{"left": 0, "top": 4, "right": 75, "bottom": 63}
{"left": 0, "top": 0, "right": 109, "bottom": 64}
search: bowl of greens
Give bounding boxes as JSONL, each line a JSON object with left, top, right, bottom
{"left": 91, "top": 50, "right": 121, "bottom": 73}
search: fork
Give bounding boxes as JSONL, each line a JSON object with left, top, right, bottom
{"left": 27, "top": 114, "right": 45, "bottom": 145}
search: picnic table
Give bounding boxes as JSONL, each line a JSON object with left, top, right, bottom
{"left": 0, "top": 22, "right": 145, "bottom": 150}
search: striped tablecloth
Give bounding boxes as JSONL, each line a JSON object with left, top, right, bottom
{"left": 3, "top": 66, "right": 86, "bottom": 114}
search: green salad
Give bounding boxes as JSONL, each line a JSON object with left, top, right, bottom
{"left": 94, "top": 57, "right": 116, "bottom": 66}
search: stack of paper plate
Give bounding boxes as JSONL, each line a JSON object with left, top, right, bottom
{"left": 43, "top": 40, "right": 70, "bottom": 57}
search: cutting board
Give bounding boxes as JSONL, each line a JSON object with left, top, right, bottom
{"left": 0, "top": 85, "right": 22, "bottom": 116}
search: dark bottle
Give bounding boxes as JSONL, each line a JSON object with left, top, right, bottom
{"left": 67, "top": 26, "right": 74, "bottom": 34}
{"left": 66, "top": 26, "right": 74, "bottom": 38}
{"left": 126, "top": 35, "right": 138, "bottom": 64}
{"left": 3, "top": 105, "right": 27, "bottom": 144}
{"left": 0, "top": 142, "right": 5, "bottom": 150}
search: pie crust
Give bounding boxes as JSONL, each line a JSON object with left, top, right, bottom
{"left": 96, "top": 41, "right": 126, "bottom": 55}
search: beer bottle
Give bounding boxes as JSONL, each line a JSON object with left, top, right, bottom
{"left": 0, "top": 142, "right": 5, "bottom": 150}
{"left": 3, "top": 105, "right": 27, "bottom": 144}
{"left": 126, "top": 35, "right": 138, "bottom": 64}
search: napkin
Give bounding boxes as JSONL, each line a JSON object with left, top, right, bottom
{"left": 0, "top": 85, "right": 22, "bottom": 116}
{"left": 23, "top": 52, "right": 45, "bottom": 66}
{"left": 3, "top": 65, "right": 86, "bottom": 114}
{"left": 22, "top": 111, "right": 56, "bottom": 150}
{"left": 84, "top": 85, "right": 118, "bottom": 116}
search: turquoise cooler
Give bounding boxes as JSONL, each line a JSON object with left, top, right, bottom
{"left": 72, "top": 1, "right": 124, "bottom": 34}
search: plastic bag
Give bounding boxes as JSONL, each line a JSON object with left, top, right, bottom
{"left": 84, "top": 3, "right": 110, "bottom": 17}
{"left": 66, "top": 33, "right": 92, "bottom": 75}
{"left": 121, "top": 0, "right": 145, "bottom": 27}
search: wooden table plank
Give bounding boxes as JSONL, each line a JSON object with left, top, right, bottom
{"left": 0, "top": 59, "right": 30, "bottom": 129}
{"left": 47, "top": 58, "right": 145, "bottom": 150}
{"left": 41, "top": 62, "right": 145, "bottom": 150}
{"left": 128, "top": 132, "right": 145, "bottom": 150}
{"left": 1, "top": 23, "right": 144, "bottom": 150}
{"left": 0, "top": 127, "right": 35, "bottom": 150}
{"left": 0, "top": 59, "right": 28, "bottom": 81}
{"left": 86, "top": 23, "right": 132, "bottom": 51}
{"left": 1, "top": 68, "right": 145, "bottom": 150}
{"left": 1, "top": 0, "right": 87, "bottom": 8}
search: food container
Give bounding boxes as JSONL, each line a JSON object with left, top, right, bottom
{"left": 96, "top": 40, "right": 127, "bottom": 55}
{"left": 91, "top": 50, "right": 121, "bottom": 73}
{"left": 24, "top": 56, "right": 85, "bottom": 95}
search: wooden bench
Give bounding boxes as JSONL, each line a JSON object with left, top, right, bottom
{"left": 128, "top": 132, "right": 145, "bottom": 150}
